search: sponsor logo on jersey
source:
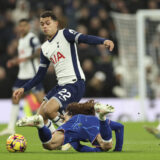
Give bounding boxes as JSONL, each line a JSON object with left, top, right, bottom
{"left": 50, "top": 52, "right": 65, "bottom": 64}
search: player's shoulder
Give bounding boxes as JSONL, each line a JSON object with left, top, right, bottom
{"left": 63, "top": 28, "right": 78, "bottom": 35}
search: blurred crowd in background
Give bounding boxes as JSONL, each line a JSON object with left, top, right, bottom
{"left": 0, "top": 0, "right": 160, "bottom": 98}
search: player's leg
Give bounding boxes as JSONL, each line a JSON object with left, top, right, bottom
{"left": 36, "top": 100, "right": 56, "bottom": 133}
{"left": 99, "top": 119, "right": 112, "bottom": 142}
{"left": 144, "top": 124, "right": 160, "bottom": 138}
{"left": 0, "top": 79, "right": 26, "bottom": 136}
{"left": 94, "top": 103, "right": 114, "bottom": 121}
{"left": 0, "top": 94, "right": 20, "bottom": 136}
{"left": 94, "top": 104, "right": 114, "bottom": 142}
{"left": 16, "top": 114, "right": 63, "bottom": 150}
{"left": 43, "top": 131, "right": 64, "bottom": 150}
{"left": 42, "top": 80, "right": 85, "bottom": 127}
{"left": 32, "top": 84, "right": 56, "bottom": 133}
{"left": 41, "top": 98, "right": 64, "bottom": 126}
{"left": 86, "top": 116, "right": 112, "bottom": 151}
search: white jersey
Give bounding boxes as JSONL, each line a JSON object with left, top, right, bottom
{"left": 17, "top": 32, "right": 41, "bottom": 79}
{"left": 41, "top": 29, "right": 85, "bottom": 85}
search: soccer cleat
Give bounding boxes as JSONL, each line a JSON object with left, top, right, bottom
{"left": 16, "top": 115, "right": 44, "bottom": 128}
{"left": 61, "top": 143, "right": 72, "bottom": 151}
{"left": 144, "top": 126, "right": 160, "bottom": 138}
{"left": 94, "top": 103, "right": 114, "bottom": 121}
{"left": 0, "top": 128, "right": 15, "bottom": 136}
{"left": 94, "top": 103, "right": 114, "bottom": 114}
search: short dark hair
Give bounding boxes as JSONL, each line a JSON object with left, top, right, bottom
{"left": 19, "top": 18, "right": 29, "bottom": 23}
{"left": 40, "top": 11, "right": 57, "bottom": 21}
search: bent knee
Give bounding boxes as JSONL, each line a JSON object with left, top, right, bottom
{"left": 43, "top": 100, "right": 60, "bottom": 118}
{"left": 43, "top": 144, "right": 54, "bottom": 150}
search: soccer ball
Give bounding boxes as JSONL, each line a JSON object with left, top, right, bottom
{"left": 6, "top": 134, "right": 27, "bottom": 152}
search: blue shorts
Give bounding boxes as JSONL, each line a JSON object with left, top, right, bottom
{"left": 44, "top": 80, "right": 85, "bottom": 112}
{"left": 13, "top": 78, "right": 44, "bottom": 93}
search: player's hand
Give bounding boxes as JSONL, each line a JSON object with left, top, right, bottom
{"left": 103, "top": 40, "right": 114, "bottom": 52}
{"left": 7, "top": 58, "right": 18, "bottom": 68}
{"left": 13, "top": 88, "right": 24, "bottom": 100}
{"left": 17, "top": 57, "right": 28, "bottom": 64}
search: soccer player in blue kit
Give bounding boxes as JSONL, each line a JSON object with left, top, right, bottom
{"left": 13, "top": 11, "right": 114, "bottom": 134}
{"left": 17, "top": 100, "right": 124, "bottom": 152}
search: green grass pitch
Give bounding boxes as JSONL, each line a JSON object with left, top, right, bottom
{"left": 0, "top": 122, "right": 160, "bottom": 160}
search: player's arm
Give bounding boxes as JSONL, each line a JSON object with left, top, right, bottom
{"left": 63, "top": 29, "right": 114, "bottom": 51}
{"left": 70, "top": 141, "right": 102, "bottom": 152}
{"left": 7, "top": 57, "right": 19, "bottom": 68}
{"left": 110, "top": 121, "right": 124, "bottom": 151}
{"left": 13, "top": 50, "right": 50, "bottom": 100}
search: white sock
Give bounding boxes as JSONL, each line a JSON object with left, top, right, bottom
{"left": 45, "top": 119, "right": 56, "bottom": 133}
{"left": 8, "top": 104, "right": 19, "bottom": 130}
{"left": 52, "top": 116, "right": 64, "bottom": 127}
{"left": 95, "top": 112, "right": 106, "bottom": 121}
{"left": 102, "top": 138, "right": 112, "bottom": 143}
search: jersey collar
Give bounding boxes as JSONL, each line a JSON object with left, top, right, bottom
{"left": 48, "top": 30, "right": 58, "bottom": 43}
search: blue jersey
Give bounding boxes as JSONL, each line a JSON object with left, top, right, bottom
{"left": 57, "top": 115, "right": 124, "bottom": 152}
{"left": 38, "top": 114, "right": 124, "bottom": 152}
{"left": 57, "top": 114, "right": 100, "bottom": 145}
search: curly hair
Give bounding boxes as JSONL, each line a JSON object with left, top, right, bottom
{"left": 66, "top": 100, "right": 95, "bottom": 116}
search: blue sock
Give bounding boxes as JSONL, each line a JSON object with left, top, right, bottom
{"left": 38, "top": 126, "right": 52, "bottom": 143}
{"left": 99, "top": 120, "right": 112, "bottom": 141}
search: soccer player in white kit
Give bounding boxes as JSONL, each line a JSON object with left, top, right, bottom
{"left": 0, "top": 19, "right": 45, "bottom": 136}
{"left": 13, "top": 11, "right": 114, "bottom": 133}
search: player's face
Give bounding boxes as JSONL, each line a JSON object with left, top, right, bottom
{"left": 18, "top": 21, "right": 30, "bottom": 37}
{"left": 40, "top": 17, "right": 58, "bottom": 37}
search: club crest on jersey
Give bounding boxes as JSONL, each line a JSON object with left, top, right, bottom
{"left": 50, "top": 52, "right": 65, "bottom": 64}
{"left": 69, "top": 29, "right": 77, "bottom": 35}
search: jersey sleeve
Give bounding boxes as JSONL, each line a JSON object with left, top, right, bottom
{"left": 70, "top": 141, "right": 102, "bottom": 152}
{"left": 63, "top": 28, "right": 107, "bottom": 45}
{"left": 39, "top": 50, "right": 50, "bottom": 67}
{"left": 63, "top": 29, "right": 81, "bottom": 43}
{"left": 30, "top": 36, "right": 41, "bottom": 50}
{"left": 23, "top": 50, "right": 50, "bottom": 92}
{"left": 110, "top": 120, "right": 124, "bottom": 151}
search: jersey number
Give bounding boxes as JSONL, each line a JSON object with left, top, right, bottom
{"left": 58, "top": 89, "right": 71, "bottom": 101}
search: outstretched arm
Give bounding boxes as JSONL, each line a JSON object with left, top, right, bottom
{"left": 110, "top": 120, "right": 124, "bottom": 151}
{"left": 63, "top": 29, "right": 114, "bottom": 51}
{"left": 13, "top": 50, "right": 50, "bottom": 100}
{"left": 70, "top": 141, "right": 102, "bottom": 152}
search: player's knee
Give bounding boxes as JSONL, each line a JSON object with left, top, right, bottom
{"left": 43, "top": 144, "right": 53, "bottom": 150}
{"left": 43, "top": 105, "right": 57, "bottom": 118}
{"left": 43, "top": 143, "right": 60, "bottom": 150}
